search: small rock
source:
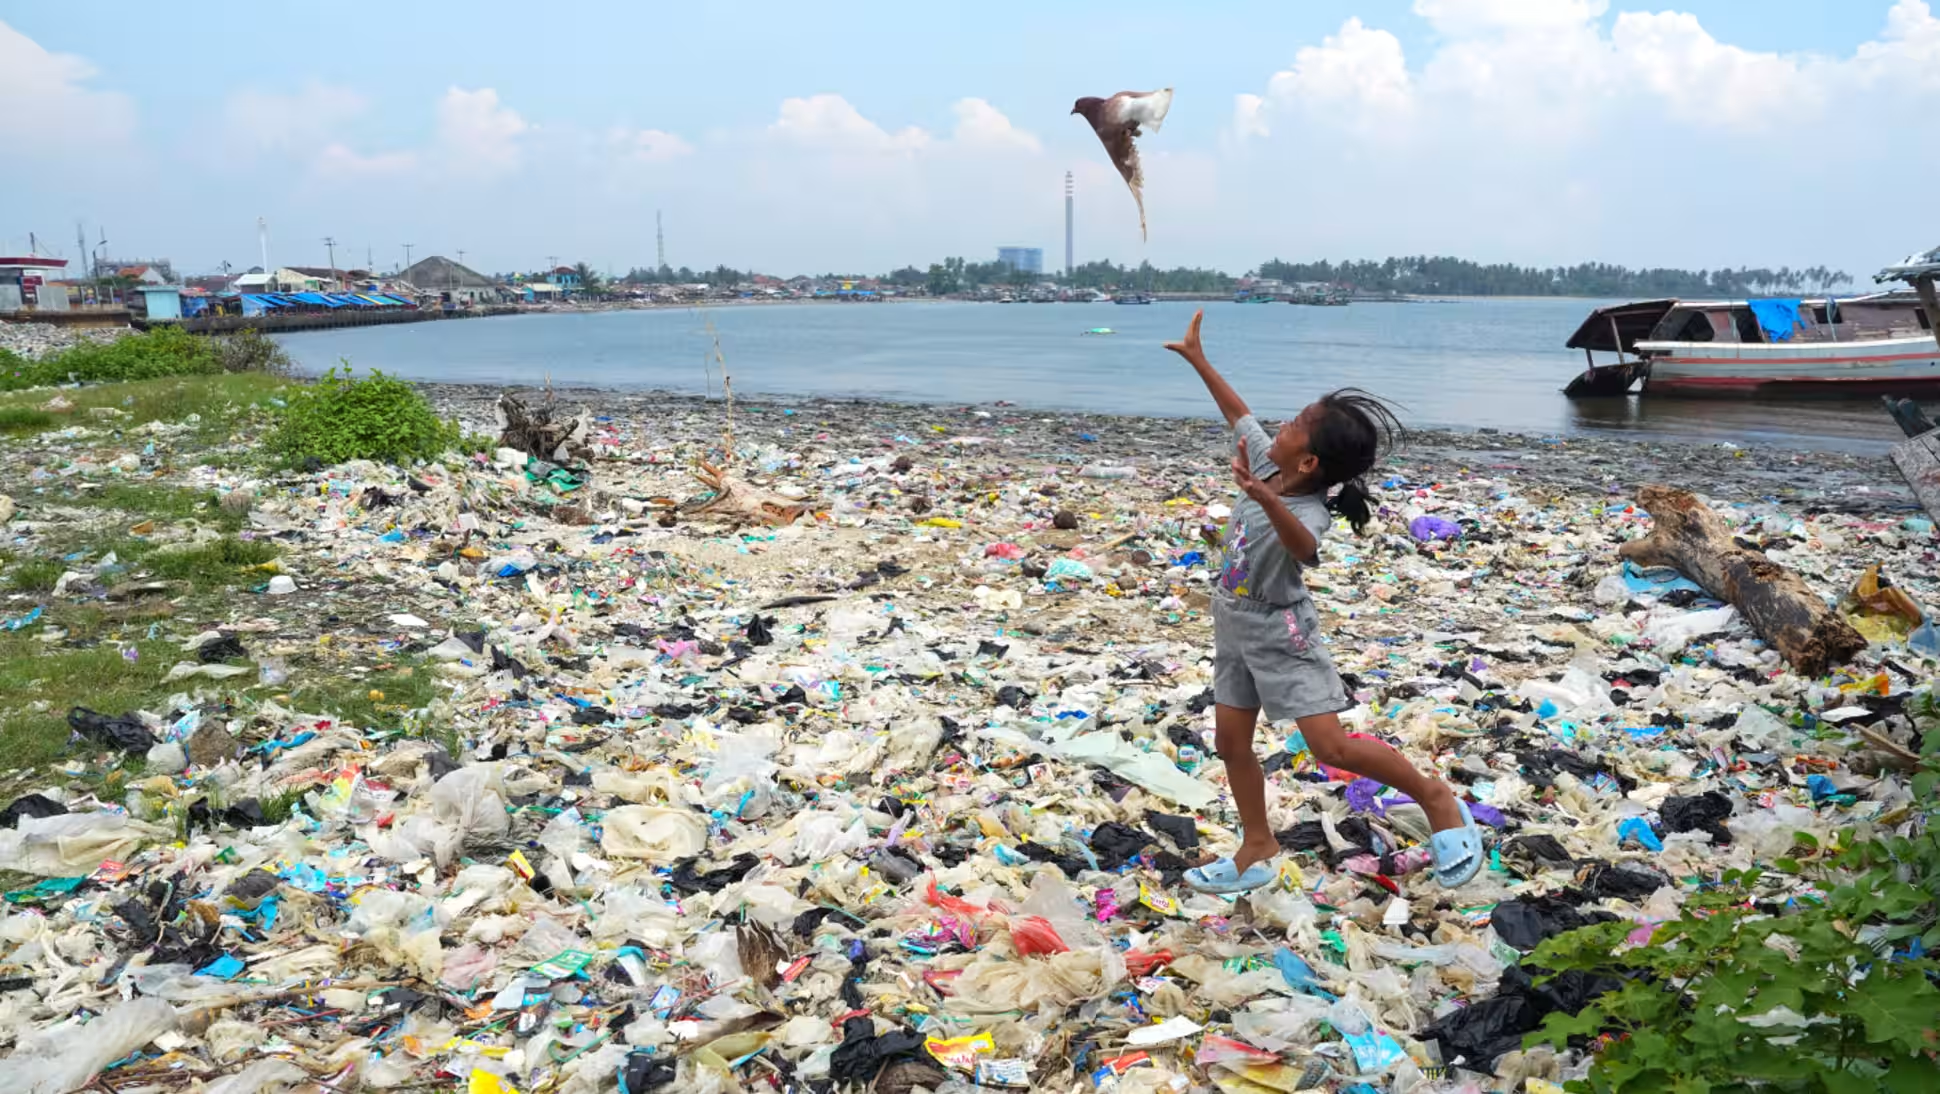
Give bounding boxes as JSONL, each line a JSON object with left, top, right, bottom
{"left": 1053, "top": 509, "right": 1079, "bottom": 530}
{"left": 184, "top": 720, "right": 237, "bottom": 769}
{"left": 0, "top": 495, "right": 13, "bottom": 524}
{"left": 891, "top": 455, "right": 913, "bottom": 473}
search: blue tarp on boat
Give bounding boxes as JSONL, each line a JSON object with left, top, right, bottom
{"left": 1747, "top": 298, "right": 1804, "bottom": 342}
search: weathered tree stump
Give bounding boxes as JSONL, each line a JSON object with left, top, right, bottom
{"left": 496, "top": 392, "right": 588, "bottom": 463}
{"left": 688, "top": 460, "right": 806, "bottom": 527}
{"left": 1619, "top": 484, "right": 1866, "bottom": 675}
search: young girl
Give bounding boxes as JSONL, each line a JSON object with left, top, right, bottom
{"left": 1163, "top": 310, "right": 1483, "bottom": 893}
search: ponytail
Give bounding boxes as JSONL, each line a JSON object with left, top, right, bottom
{"left": 1328, "top": 477, "right": 1375, "bottom": 535}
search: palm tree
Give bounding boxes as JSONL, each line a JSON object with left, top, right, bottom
{"left": 572, "top": 262, "right": 603, "bottom": 291}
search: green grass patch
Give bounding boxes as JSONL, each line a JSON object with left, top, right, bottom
{"left": 3, "top": 555, "right": 68, "bottom": 593}
{"left": 0, "top": 327, "right": 219, "bottom": 392}
{"left": 0, "top": 372, "right": 293, "bottom": 433}
{"left": 285, "top": 657, "right": 445, "bottom": 736}
{"left": 58, "top": 482, "right": 244, "bottom": 532}
{"left": 0, "top": 407, "right": 54, "bottom": 434}
{"left": 145, "top": 537, "right": 280, "bottom": 587}
{"left": 0, "top": 628, "right": 181, "bottom": 771}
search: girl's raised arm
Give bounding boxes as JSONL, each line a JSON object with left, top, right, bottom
{"left": 1164, "top": 310, "right": 1251, "bottom": 427}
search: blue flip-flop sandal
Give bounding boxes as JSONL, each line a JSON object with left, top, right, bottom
{"left": 1428, "top": 801, "right": 1484, "bottom": 888}
{"left": 1185, "top": 857, "right": 1277, "bottom": 895}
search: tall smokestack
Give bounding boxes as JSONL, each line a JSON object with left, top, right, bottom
{"left": 1064, "top": 171, "right": 1074, "bottom": 278}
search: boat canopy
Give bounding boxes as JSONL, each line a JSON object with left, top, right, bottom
{"left": 1564, "top": 299, "right": 1677, "bottom": 352}
{"left": 1877, "top": 245, "right": 1940, "bottom": 284}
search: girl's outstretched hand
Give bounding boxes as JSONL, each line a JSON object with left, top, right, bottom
{"left": 1163, "top": 309, "right": 1206, "bottom": 363}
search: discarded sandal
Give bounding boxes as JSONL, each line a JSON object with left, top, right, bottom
{"left": 1428, "top": 800, "right": 1484, "bottom": 888}
{"left": 1185, "top": 857, "right": 1276, "bottom": 895}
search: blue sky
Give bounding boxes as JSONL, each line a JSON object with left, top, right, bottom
{"left": 4, "top": 1, "right": 1932, "bottom": 280}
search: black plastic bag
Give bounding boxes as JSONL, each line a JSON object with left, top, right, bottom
{"left": 1144, "top": 810, "right": 1200, "bottom": 851}
{"left": 1089, "top": 821, "right": 1153, "bottom": 865}
{"left": 1422, "top": 993, "right": 1539, "bottom": 1069}
{"left": 828, "top": 1016, "right": 925, "bottom": 1084}
{"left": 68, "top": 707, "right": 155, "bottom": 752}
{"left": 196, "top": 633, "right": 248, "bottom": 663}
{"left": 1, "top": 793, "right": 66, "bottom": 828}
{"left": 1502, "top": 833, "right": 1574, "bottom": 869}
{"left": 745, "top": 614, "right": 774, "bottom": 647}
{"left": 995, "top": 685, "right": 1032, "bottom": 710}
{"left": 668, "top": 853, "right": 761, "bottom": 895}
{"left": 1490, "top": 893, "right": 1618, "bottom": 952}
{"left": 1659, "top": 791, "right": 1734, "bottom": 844}
{"left": 1579, "top": 862, "right": 1669, "bottom": 901}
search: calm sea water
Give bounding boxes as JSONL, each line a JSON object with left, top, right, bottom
{"left": 276, "top": 299, "right": 1906, "bottom": 453}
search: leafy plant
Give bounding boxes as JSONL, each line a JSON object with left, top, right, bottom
{"left": 1527, "top": 740, "right": 1940, "bottom": 1093}
{"left": 0, "top": 328, "right": 220, "bottom": 391}
{"left": 268, "top": 365, "right": 460, "bottom": 466}
{"left": 211, "top": 328, "right": 295, "bottom": 376}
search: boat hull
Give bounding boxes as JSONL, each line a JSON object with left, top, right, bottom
{"left": 1641, "top": 337, "right": 1940, "bottom": 395}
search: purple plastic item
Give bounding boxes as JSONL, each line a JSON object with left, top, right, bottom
{"left": 1409, "top": 516, "right": 1462, "bottom": 542}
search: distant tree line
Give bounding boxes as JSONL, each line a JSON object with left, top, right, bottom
{"left": 603, "top": 254, "right": 1854, "bottom": 298}
{"left": 1253, "top": 256, "right": 1854, "bottom": 297}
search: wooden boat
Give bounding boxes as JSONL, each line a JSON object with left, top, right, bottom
{"left": 1113, "top": 292, "right": 1152, "bottom": 305}
{"left": 1564, "top": 291, "right": 1940, "bottom": 397}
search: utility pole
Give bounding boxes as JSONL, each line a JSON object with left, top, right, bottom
{"left": 76, "top": 222, "right": 88, "bottom": 279}
{"left": 258, "top": 217, "right": 270, "bottom": 288}
{"left": 323, "top": 236, "right": 338, "bottom": 290}
{"left": 402, "top": 243, "right": 415, "bottom": 274}
{"left": 1064, "top": 171, "right": 1075, "bottom": 280}
{"left": 656, "top": 210, "right": 666, "bottom": 273}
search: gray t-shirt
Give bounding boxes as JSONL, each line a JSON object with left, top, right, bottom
{"left": 1216, "top": 415, "right": 1330, "bottom": 606}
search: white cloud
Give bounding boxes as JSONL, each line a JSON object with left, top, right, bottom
{"left": 436, "top": 87, "right": 530, "bottom": 175}
{"left": 224, "top": 83, "right": 368, "bottom": 155}
{"left": 315, "top": 142, "right": 418, "bottom": 176}
{"left": 769, "top": 93, "right": 930, "bottom": 153}
{"left": 0, "top": 20, "right": 135, "bottom": 158}
{"left": 950, "top": 97, "right": 1040, "bottom": 152}
{"left": 1226, "top": 2, "right": 1940, "bottom": 273}
{"left": 609, "top": 126, "right": 694, "bottom": 164}
{"left": 1413, "top": 0, "right": 1608, "bottom": 35}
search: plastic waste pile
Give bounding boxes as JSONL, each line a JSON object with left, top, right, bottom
{"left": 0, "top": 393, "right": 1934, "bottom": 1094}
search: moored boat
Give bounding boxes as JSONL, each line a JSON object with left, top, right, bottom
{"left": 1564, "top": 291, "right": 1940, "bottom": 397}
{"left": 1113, "top": 292, "right": 1153, "bottom": 305}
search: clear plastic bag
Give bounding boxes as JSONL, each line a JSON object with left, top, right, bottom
{"left": 0, "top": 996, "right": 178, "bottom": 1094}
{"left": 601, "top": 805, "right": 707, "bottom": 863}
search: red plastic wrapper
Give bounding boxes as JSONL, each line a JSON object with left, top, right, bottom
{"left": 1008, "top": 915, "right": 1070, "bottom": 955}
{"left": 1123, "top": 949, "right": 1174, "bottom": 976}
{"left": 924, "top": 876, "right": 994, "bottom": 922}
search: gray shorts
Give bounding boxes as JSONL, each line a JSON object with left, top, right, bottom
{"left": 1212, "top": 591, "right": 1349, "bottom": 722}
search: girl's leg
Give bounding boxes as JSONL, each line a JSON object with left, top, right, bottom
{"left": 1214, "top": 703, "right": 1282, "bottom": 874}
{"left": 1297, "top": 711, "right": 1464, "bottom": 833}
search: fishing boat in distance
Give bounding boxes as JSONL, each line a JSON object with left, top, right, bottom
{"left": 1113, "top": 292, "right": 1153, "bottom": 305}
{"left": 1564, "top": 289, "right": 1940, "bottom": 397}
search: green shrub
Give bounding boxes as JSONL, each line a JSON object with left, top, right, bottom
{"left": 0, "top": 328, "right": 220, "bottom": 391}
{"left": 1526, "top": 736, "right": 1940, "bottom": 1093}
{"left": 212, "top": 328, "right": 294, "bottom": 376}
{"left": 268, "top": 366, "right": 459, "bottom": 466}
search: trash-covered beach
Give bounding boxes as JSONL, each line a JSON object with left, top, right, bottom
{"left": 0, "top": 379, "right": 1935, "bottom": 1093}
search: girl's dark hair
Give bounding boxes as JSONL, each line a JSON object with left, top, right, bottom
{"left": 1309, "top": 388, "right": 1406, "bottom": 534}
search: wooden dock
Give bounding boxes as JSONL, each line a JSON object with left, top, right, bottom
{"left": 136, "top": 306, "right": 521, "bottom": 336}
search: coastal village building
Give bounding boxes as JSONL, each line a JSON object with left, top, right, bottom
{"left": 0, "top": 254, "right": 71, "bottom": 311}
{"left": 398, "top": 255, "right": 504, "bottom": 306}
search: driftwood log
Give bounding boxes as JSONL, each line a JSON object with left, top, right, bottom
{"left": 1619, "top": 484, "right": 1866, "bottom": 675}
{"left": 496, "top": 392, "right": 588, "bottom": 462}
{"left": 688, "top": 460, "right": 806, "bottom": 527}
